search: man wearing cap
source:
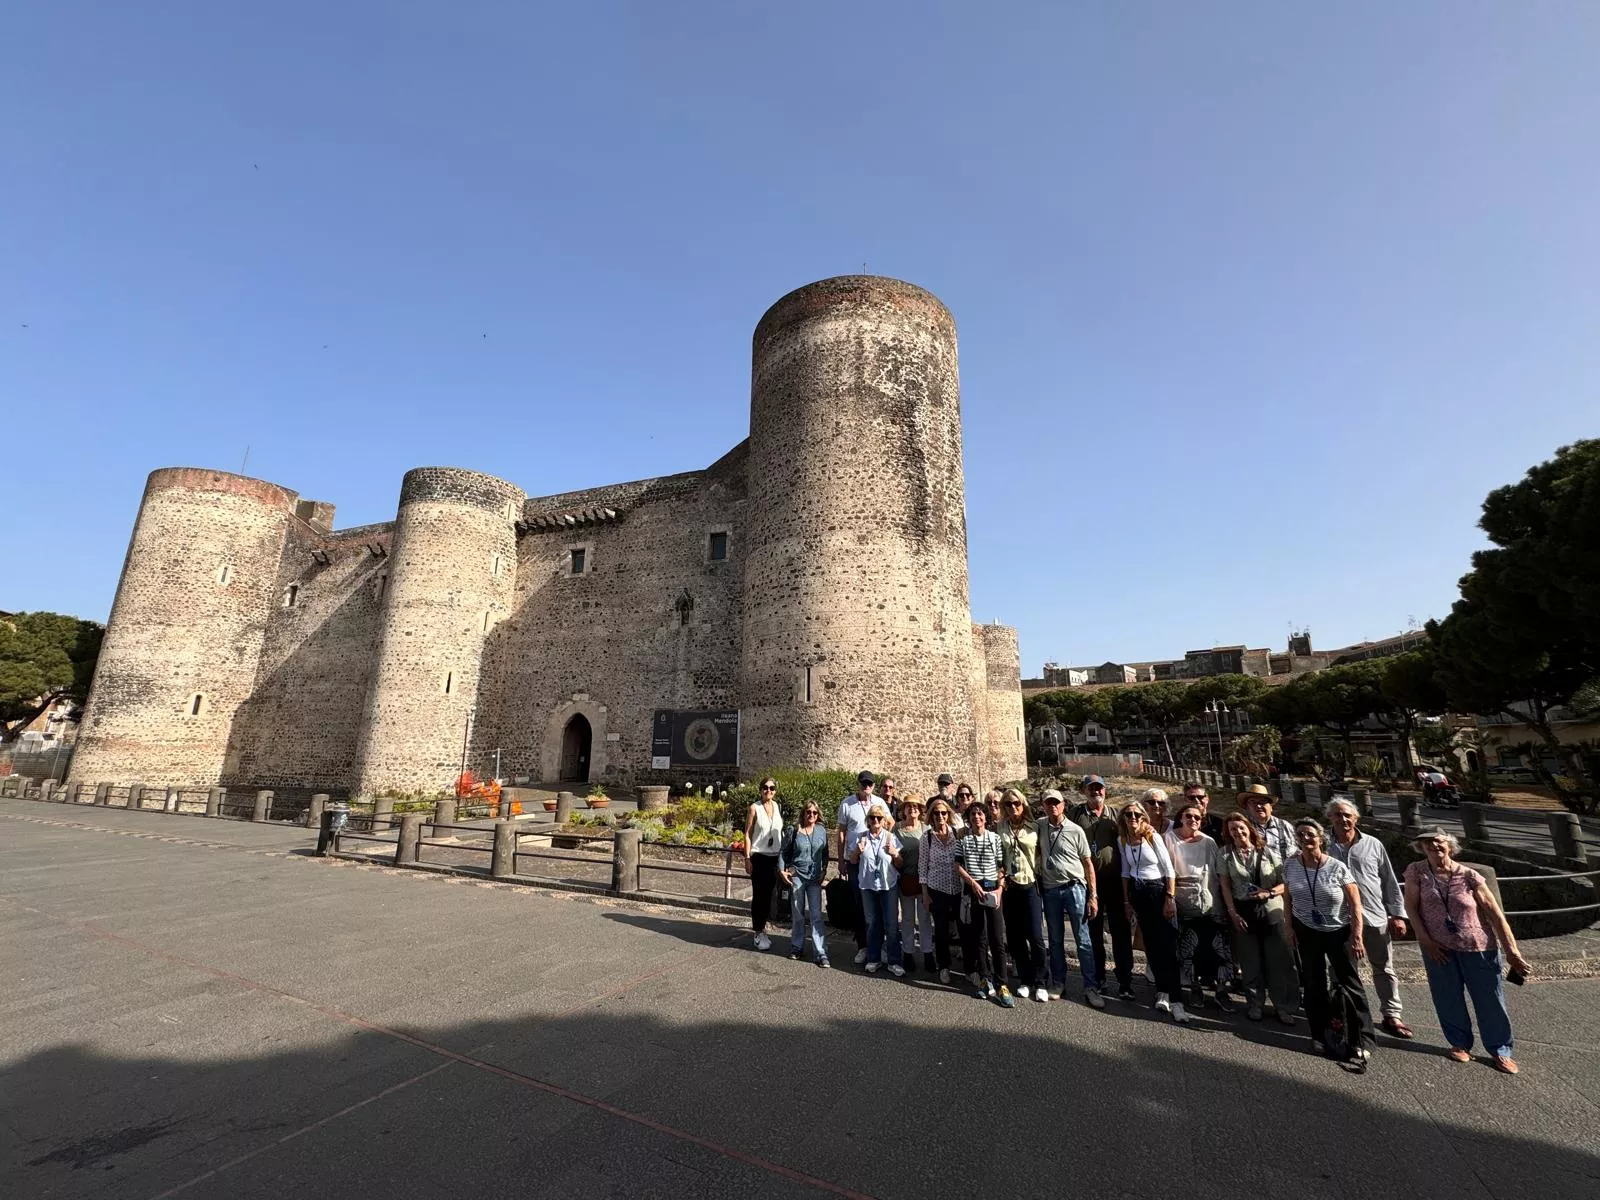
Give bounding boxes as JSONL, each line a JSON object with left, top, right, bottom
{"left": 1038, "top": 788, "right": 1103, "bottom": 1007}
{"left": 1071, "top": 774, "right": 1133, "bottom": 999}
{"left": 836, "top": 771, "right": 880, "bottom": 965}
{"left": 1326, "top": 797, "right": 1413, "bottom": 1039}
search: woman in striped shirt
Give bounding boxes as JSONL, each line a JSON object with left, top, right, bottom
{"left": 954, "top": 802, "right": 1013, "bottom": 1007}
{"left": 1284, "top": 818, "right": 1374, "bottom": 1068}
{"left": 919, "top": 798, "right": 963, "bottom": 984}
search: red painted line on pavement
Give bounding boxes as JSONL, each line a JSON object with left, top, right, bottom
{"left": 147, "top": 1060, "right": 456, "bottom": 1199}
{"left": 6, "top": 900, "right": 872, "bottom": 1200}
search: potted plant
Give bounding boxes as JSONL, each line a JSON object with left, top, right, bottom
{"left": 542, "top": 797, "right": 558, "bottom": 812}
{"left": 586, "top": 784, "right": 610, "bottom": 809}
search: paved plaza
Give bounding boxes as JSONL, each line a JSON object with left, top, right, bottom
{"left": 3, "top": 799, "right": 1599, "bottom": 1200}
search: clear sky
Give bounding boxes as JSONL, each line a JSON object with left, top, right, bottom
{"left": 5, "top": 2, "right": 1596, "bottom": 673}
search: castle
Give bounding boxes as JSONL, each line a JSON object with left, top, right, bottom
{"left": 69, "top": 277, "right": 1027, "bottom": 797}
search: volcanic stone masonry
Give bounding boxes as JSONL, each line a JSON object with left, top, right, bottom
{"left": 69, "top": 276, "right": 1027, "bottom": 797}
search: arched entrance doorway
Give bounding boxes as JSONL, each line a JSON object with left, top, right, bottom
{"left": 559, "top": 714, "right": 592, "bottom": 783}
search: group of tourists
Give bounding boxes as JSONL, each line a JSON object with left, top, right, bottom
{"left": 742, "top": 770, "right": 1532, "bottom": 1075}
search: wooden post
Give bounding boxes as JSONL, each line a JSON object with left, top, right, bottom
{"left": 206, "top": 787, "right": 223, "bottom": 817}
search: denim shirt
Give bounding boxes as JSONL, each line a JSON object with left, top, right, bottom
{"left": 854, "top": 831, "right": 903, "bottom": 892}
{"left": 781, "top": 825, "right": 829, "bottom": 884}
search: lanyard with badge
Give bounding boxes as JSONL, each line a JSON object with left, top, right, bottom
{"left": 1307, "top": 860, "right": 1328, "bottom": 925}
{"left": 1428, "top": 868, "right": 1461, "bottom": 935}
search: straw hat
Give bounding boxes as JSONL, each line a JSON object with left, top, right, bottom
{"left": 1238, "top": 783, "right": 1273, "bottom": 802}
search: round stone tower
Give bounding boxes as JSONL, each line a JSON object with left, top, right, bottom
{"left": 739, "top": 276, "right": 977, "bottom": 782}
{"left": 70, "top": 468, "right": 297, "bottom": 787}
{"left": 352, "top": 467, "right": 524, "bottom": 796}
{"left": 977, "top": 622, "right": 1027, "bottom": 786}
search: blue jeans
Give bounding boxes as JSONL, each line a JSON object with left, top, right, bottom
{"left": 863, "top": 887, "right": 903, "bottom": 965}
{"left": 789, "top": 880, "right": 826, "bottom": 960}
{"left": 1423, "top": 947, "right": 1514, "bottom": 1057}
{"left": 1042, "top": 882, "right": 1099, "bottom": 993}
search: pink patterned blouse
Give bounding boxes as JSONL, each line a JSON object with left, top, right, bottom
{"left": 1404, "top": 862, "right": 1493, "bottom": 953}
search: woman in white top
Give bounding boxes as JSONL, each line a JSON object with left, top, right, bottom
{"left": 1169, "top": 800, "right": 1236, "bottom": 1012}
{"left": 1118, "top": 799, "right": 1186, "bottom": 1022}
{"left": 848, "top": 803, "right": 906, "bottom": 977}
{"left": 743, "top": 778, "right": 784, "bottom": 951}
{"left": 1284, "top": 818, "right": 1375, "bottom": 1067}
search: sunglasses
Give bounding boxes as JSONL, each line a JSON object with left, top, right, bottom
{"left": 1126, "top": 812, "right": 1147, "bottom": 822}
{"left": 1044, "top": 798, "right": 1063, "bottom": 806}
{"left": 760, "top": 784, "right": 776, "bottom": 792}
{"left": 957, "top": 791, "right": 973, "bottom": 798}
{"left": 867, "top": 815, "right": 884, "bottom": 823}
{"left": 802, "top": 807, "right": 820, "bottom": 815}
{"left": 1179, "top": 814, "right": 1201, "bottom": 823}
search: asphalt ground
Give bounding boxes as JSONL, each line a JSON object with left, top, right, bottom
{"left": 3, "top": 798, "right": 1599, "bottom": 1200}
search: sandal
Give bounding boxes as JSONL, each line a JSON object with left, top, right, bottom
{"left": 1446, "top": 1048, "right": 1471, "bottom": 1063}
{"left": 1381, "top": 1018, "right": 1414, "bottom": 1039}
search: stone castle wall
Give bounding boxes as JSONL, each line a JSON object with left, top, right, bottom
{"left": 739, "top": 277, "right": 979, "bottom": 786}
{"left": 69, "top": 277, "right": 1024, "bottom": 795}
{"left": 72, "top": 470, "right": 296, "bottom": 787}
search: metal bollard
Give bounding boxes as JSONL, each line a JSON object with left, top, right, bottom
{"left": 612, "top": 828, "right": 642, "bottom": 895}
{"left": 490, "top": 821, "right": 516, "bottom": 878}
{"left": 253, "top": 790, "right": 273, "bottom": 822}
{"left": 395, "top": 813, "right": 424, "bottom": 865}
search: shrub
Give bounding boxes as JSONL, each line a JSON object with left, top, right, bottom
{"left": 725, "top": 767, "right": 861, "bottom": 827}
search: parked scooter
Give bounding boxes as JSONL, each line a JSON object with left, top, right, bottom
{"left": 1422, "top": 777, "right": 1462, "bottom": 808}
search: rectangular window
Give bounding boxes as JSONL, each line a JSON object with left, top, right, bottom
{"left": 570, "top": 548, "right": 585, "bottom": 575}
{"left": 709, "top": 531, "right": 728, "bottom": 561}
{"left": 284, "top": 584, "right": 299, "bottom": 608}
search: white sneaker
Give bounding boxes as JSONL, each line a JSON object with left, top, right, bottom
{"left": 1172, "top": 1001, "right": 1191, "bottom": 1024}
{"left": 854, "top": 949, "right": 868, "bottom": 965}
{"left": 865, "top": 961, "right": 880, "bottom": 974}
{"left": 753, "top": 932, "right": 771, "bottom": 951}
{"left": 1032, "top": 989, "right": 1048, "bottom": 1003}
{"left": 1155, "top": 992, "right": 1172, "bottom": 1013}
{"left": 1017, "top": 986, "right": 1031, "bottom": 1000}
{"left": 939, "top": 969, "right": 952, "bottom": 984}
{"left": 887, "top": 963, "right": 906, "bottom": 978}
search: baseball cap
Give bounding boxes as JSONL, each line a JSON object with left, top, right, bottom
{"left": 936, "top": 773, "right": 954, "bottom": 787}
{"left": 857, "top": 770, "right": 875, "bottom": 786}
{"left": 1042, "top": 788, "right": 1065, "bottom": 803}
{"left": 1081, "top": 774, "right": 1105, "bottom": 788}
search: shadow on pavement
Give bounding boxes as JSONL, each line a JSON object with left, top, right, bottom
{"left": 7, "top": 995, "right": 1598, "bottom": 1199}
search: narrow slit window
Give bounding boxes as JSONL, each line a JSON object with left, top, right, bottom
{"left": 709, "top": 531, "right": 728, "bottom": 561}
{"left": 189, "top": 693, "right": 206, "bottom": 716}
{"left": 443, "top": 672, "right": 453, "bottom": 695}
{"left": 375, "top": 572, "right": 387, "bottom": 599}
{"left": 805, "top": 666, "right": 813, "bottom": 704}
{"left": 216, "top": 564, "right": 232, "bottom": 586}
{"left": 483, "top": 610, "right": 492, "bottom": 632}
{"left": 284, "top": 584, "right": 299, "bottom": 608}
{"left": 570, "top": 548, "right": 585, "bottom": 575}
{"left": 491, "top": 554, "right": 503, "bottom": 577}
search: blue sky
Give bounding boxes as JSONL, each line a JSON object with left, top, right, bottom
{"left": 5, "top": 2, "right": 1596, "bottom": 672}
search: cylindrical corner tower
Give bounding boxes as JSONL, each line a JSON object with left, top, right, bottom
{"left": 70, "top": 468, "right": 297, "bottom": 787}
{"left": 351, "top": 467, "right": 524, "bottom": 795}
{"left": 739, "top": 276, "right": 977, "bottom": 782}
{"left": 977, "top": 623, "right": 1027, "bottom": 786}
